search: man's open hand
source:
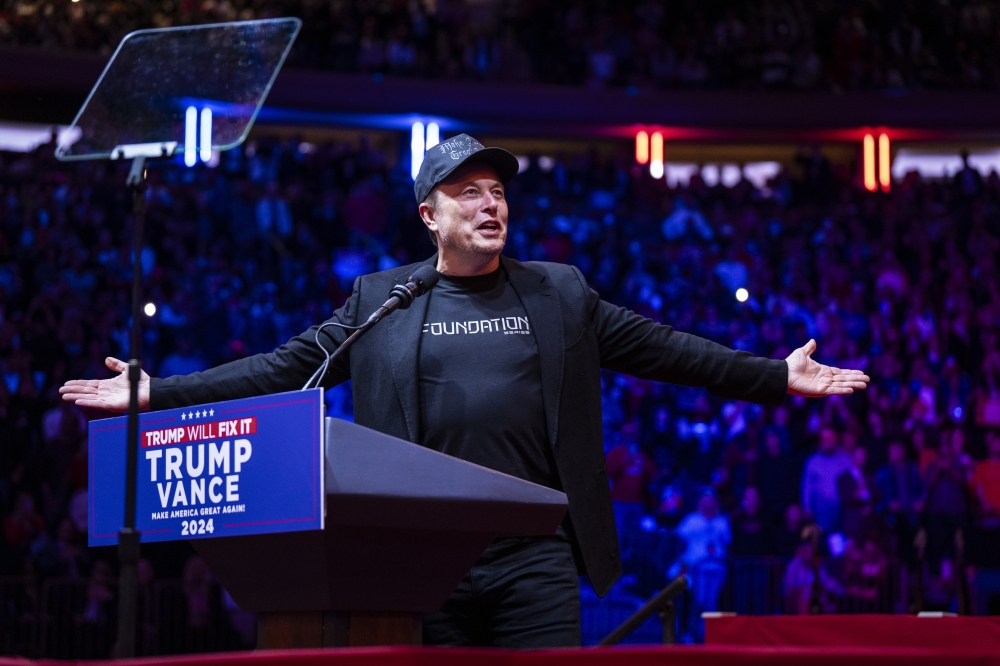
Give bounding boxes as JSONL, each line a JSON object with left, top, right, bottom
{"left": 59, "top": 357, "right": 150, "bottom": 412}
{"left": 786, "top": 339, "right": 869, "bottom": 398}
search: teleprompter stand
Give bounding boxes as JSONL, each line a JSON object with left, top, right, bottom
{"left": 55, "top": 19, "right": 301, "bottom": 657}
{"left": 193, "top": 418, "right": 569, "bottom": 647}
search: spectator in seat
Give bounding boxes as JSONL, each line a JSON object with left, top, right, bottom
{"left": 774, "top": 504, "right": 808, "bottom": 558}
{"left": 842, "top": 525, "right": 889, "bottom": 610}
{"left": 31, "top": 517, "right": 87, "bottom": 579}
{"left": 912, "top": 427, "right": 937, "bottom": 476}
{"left": 82, "top": 560, "right": 115, "bottom": 625}
{"left": 924, "top": 435, "right": 971, "bottom": 577}
{"left": 606, "top": 437, "right": 655, "bottom": 563}
{"left": 969, "top": 431, "right": 1000, "bottom": 570}
{"left": 757, "top": 428, "right": 794, "bottom": 524}
{"left": 838, "top": 446, "right": 874, "bottom": 540}
{"left": 670, "top": 490, "right": 730, "bottom": 642}
{"left": 730, "top": 486, "right": 774, "bottom": 614}
{"left": 655, "top": 484, "right": 687, "bottom": 529}
{"left": 606, "top": 438, "right": 655, "bottom": 527}
{"left": 971, "top": 431, "right": 1000, "bottom": 520}
{"left": 801, "top": 428, "right": 853, "bottom": 535}
{"left": 731, "top": 486, "right": 771, "bottom": 557}
{"left": 783, "top": 532, "right": 842, "bottom": 614}
{"left": 3, "top": 492, "right": 46, "bottom": 567}
{"left": 876, "top": 441, "right": 924, "bottom": 564}
{"left": 159, "top": 333, "right": 209, "bottom": 378}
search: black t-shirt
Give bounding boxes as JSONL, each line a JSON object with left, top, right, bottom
{"left": 418, "top": 266, "right": 558, "bottom": 489}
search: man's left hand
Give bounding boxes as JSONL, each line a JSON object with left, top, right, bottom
{"left": 785, "top": 339, "right": 870, "bottom": 398}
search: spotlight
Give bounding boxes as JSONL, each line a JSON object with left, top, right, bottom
{"left": 184, "top": 107, "right": 197, "bottom": 167}
{"left": 879, "top": 133, "right": 891, "bottom": 192}
{"left": 650, "top": 132, "right": 663, "bottom": 179}
{"left": 199, "top": 108, "right": 213, "bottom": 163}
{"left": 410, "top": 122, "right": 425, "bottom": 180}
{"left": 144, "top": 302, "right": 156, "bottom": 317}
{"left": 635, "top": 131, "right": 649, "bottom": 165}
{"left": 426, "top": 122, "right": 440, "bottom": 149}
{"left": 735, "top": 288, "right": 749, "bottom": 303}
{"left": 863, "top": 134, "right": 876, "bottom": 192}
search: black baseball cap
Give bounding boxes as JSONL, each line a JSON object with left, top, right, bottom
{"left": 414, "top": 133, "right": 520, "bottom": 204}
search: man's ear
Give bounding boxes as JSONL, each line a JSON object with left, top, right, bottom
{"left": 418, "top": 201, "right": 437, "bottom": 234}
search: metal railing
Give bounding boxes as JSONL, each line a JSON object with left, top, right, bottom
{"left": 0, "top": 576, "right": 38, "bottom": 658}
{"left": 717, "top": 556, "right": 910, "bottom": 616}
{"left": 0, "top": 576, "right": 255, "bottom": 658}
{"left": 597, "top": 575, "right": 688, "bottom": 646}
{"left": 39, "top": 577, "right": 120, "bottom": 659}
{"left": 583, "top": 555, "right": 916, "bottom": 645}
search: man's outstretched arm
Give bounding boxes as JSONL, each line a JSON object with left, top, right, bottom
{"left": 582, "top": 277, "right": 868, "bottom": 403}
{"left": 60, "top": 278, "right": 362, "bottom": 412}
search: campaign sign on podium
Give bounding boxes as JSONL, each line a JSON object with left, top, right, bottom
{"left": 89, "top": 388, "right": 324, "bottom": 547}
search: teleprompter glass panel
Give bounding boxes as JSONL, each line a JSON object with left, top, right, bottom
{"left": 55, "top": 18, "right": 300, "bottom": 161}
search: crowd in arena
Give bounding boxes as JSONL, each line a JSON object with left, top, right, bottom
{"left": 1, "top": 128, "right": 1000, "bottom": 647}
{"left": 3, "top": 0, "right": 1000, "bottom": 92}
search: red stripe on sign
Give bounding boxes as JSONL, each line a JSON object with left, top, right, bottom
{"left": 141, "top": 417, "right": 257, "bottom": 448}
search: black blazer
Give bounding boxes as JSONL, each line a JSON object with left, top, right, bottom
{"left": 150, "top": 255, "right": 788, "bottom": 595}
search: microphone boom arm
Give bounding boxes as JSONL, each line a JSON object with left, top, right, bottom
{"left": 300, "top": 320, "right": 373, "bottom": 391}
{"left": 301, "top": 265, "right": 440, "bottom": 391}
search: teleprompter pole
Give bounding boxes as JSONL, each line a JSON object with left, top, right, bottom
{"left": 116, "top": 156, "right": 147, "bottom": 659}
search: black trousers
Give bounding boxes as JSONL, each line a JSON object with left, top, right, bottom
{"left": 422, "top": 530, "right": 581, "bottom": 648}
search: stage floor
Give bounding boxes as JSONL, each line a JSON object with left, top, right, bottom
{"left": 705, "top": 613, "right": 1000, "bottom": 650}
{"left": 4, "top": 615, "right": 999, "bottom": 666}
{"left": 2, "top": 643, "right": 998, "bottom": 666}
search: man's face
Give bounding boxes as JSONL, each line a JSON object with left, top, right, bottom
{"left": 421, "top": 163, "right": 508, "bottom": 261}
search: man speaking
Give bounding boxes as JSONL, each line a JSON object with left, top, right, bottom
{"left": 61, "top": 134, "right": 869, "bottom": 647}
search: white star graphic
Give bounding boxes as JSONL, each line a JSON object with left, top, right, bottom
{"left": 188, "top": 411, "right": 194, "bottom": 419}
{"left": 197, "top": 410, "right": 203, "bottom": 418}
{"left": 209, "top": 409, "right": 214, "bottom": 417}
{"left": 180, "top": 413, "right": 186, "bottom": 421}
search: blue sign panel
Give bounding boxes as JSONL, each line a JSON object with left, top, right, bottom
{"left": 89, "top": 388, "right": 324, "bottom": 546}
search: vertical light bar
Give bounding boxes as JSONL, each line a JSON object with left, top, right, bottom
{"left": 426, "top": 122, "right": 440, "bottom": 149}
{"left": 650, "top": 131, "right": 664, "bottom": 179}
{"left": 863, "top": 134, "right": 876, "bottom": 192}
{"left": 411, "top": 122, "right": 425, "bottom": 180}
{"left": 199, "top": 108, "right": 213, "bottom": 163}
{"left": 635, "top": 131, "right": 649, "bottom": 165}
{"left": 879, "top": 133, "right": 891, "bottom": 192}
{"left": 184, "top": 106, "right": 197, "bottom": 167}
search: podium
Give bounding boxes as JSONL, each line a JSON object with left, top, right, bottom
{"left": 191, "top": 417, "right": 569, "bottom": 648}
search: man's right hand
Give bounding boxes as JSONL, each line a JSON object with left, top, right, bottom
{"left": 59, "top": 357, "right": 150, "bottom": 413}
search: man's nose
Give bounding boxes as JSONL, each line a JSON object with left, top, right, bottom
{"left": 481, "top": 192, "right": 499, "bottom": 211}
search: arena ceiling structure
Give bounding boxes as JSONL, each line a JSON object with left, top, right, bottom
{"left": 2, "top": 45, "right": 1000, "bottom": 145}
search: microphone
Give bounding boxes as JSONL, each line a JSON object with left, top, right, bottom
{"left": 364, "top": 264, "right": 441, "bottom": 325}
